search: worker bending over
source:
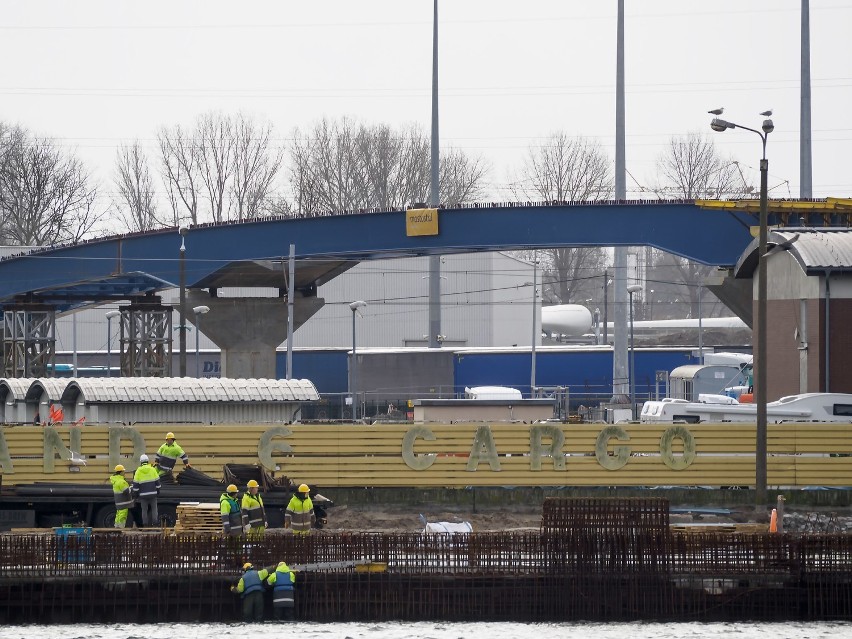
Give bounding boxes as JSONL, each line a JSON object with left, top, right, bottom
{"left": 155, "top": 432, "right": 190, "bottom": 477}
{"left": 231, "top": 562, "right": 270, "bottom": 622}
{"left": 266, "top": 561, "right": 297, "bottom": 621}
{"left": 285, "top": 483, "right": 315, "bottom": 535}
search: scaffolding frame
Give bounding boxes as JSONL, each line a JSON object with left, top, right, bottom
{"left": 2, "top": 307, "right": 56, "bottom": 378}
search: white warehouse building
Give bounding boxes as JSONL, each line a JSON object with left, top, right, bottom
{"left": 49, "top": 252, "right": 539, "bottom": 358}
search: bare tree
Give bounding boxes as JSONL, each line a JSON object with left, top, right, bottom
{"left": 288, "top": 118, "right": 487, "bottom": 217}
{"left": 113, "top": 141, "right": 159, "bottom": 232}
{"left": 650, "top": 132, "right": 752, "bottom": 319}
{"left": 512, "top": 133, "right": 613, "bottom": 304}
{"left": 158, "top": 123, "right": 200, "bottom": 226}
{"left": 231, "top": 113, "right": 283, "bottom": 221}
{"left": 653, "top": 132, "right": 749, "bottom": 200}
{"left": 0, "top": 123, "right": 100, "bottom": 246}
{"left": 196, "top": 112, "right": 234, "bottom": 223}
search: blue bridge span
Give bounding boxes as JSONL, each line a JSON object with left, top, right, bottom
{"left": 0, "top": 201, "right": 762, "bottom": 310}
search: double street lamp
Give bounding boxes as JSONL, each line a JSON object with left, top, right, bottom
{"left": 349, "top": 301, "right": 367, "bottom": 422}
{"left": 627, "top": 284, "right": 642, "bottom": 419}
{"left": 710, "top": 110, "right": 773, "bottom": 502}
{"left": 105, "top": 310, "right": 121, "bottom": 377}
{"left": 192, "top": 305, "right": 210, "bottom": 378}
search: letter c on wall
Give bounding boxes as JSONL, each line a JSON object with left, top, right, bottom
{"left": 402, "top": 426, "right": 437, "bottom": 470}
{"left": 258, "top": 426, "right": 293, "bottom": 470}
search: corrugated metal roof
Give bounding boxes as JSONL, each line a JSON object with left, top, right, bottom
{"left": 26, "top": 379, "right": 67, "bottom": 402}
{"left": 777, "top": 230, "right": 852, "bottom": 270}
{"left": 0, "top": 378, "right": 37, "bottom": 400}
{"left": 736, "top": 229, "right": 852, "bottom": 278}
{"left": 56, "top": 378, "right": 320, "bottom": 403}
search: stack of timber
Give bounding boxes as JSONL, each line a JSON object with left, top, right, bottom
{"left": 173, "top": 503, "right": 222, "bottom": 534}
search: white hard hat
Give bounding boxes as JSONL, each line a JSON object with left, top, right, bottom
{"left": 139, "top": 454, "right": 149, "bottom": 463}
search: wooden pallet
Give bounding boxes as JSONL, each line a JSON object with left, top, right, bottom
{"left": 173, "top": 503, "right": 224, "bottom": 534}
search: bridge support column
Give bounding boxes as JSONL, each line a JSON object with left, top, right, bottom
{"left": 2, "top": 306, "right": 56, "bottom": 378}
{"left": 117, "top": 297, "right": 173, "bottom": 377}
{"left": 186, "top": 291, "right": 324, "bottom": 379}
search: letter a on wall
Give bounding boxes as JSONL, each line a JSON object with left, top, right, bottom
{"left": 466, "top": 425, "right": 501, "bottom": 472}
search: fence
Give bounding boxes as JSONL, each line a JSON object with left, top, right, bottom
{"left": 2, "top": 530, "right": 852, "bottom": 622}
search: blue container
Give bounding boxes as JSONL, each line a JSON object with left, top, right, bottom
{"left": 54, "top": 527, "right": 92, "bottom": 564}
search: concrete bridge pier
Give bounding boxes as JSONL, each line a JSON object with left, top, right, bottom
{"left": 186, "top": 291, "right": 324, "bottom": 379}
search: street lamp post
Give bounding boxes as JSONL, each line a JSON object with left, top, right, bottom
{"left": 530, "top": 251, "right": 538, "bottom": 398}
{"left": 710, "top": 111, "right": 773, "bottom": 503}
{"left": 627, "top": 284, "right": 642, "bottom": 419}
{"left": 192, "top": 305, "right": 210, "bottom": 378}
{"left": 349, "top": 301, "right": 367, "bottom": 422}
{"left": 105, "top": 310, "right": 121, "bottom": 377}
{"left": 178, "top": 226, "right": 188, "bottom": 377}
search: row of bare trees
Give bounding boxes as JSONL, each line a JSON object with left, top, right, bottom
{"left": 0, "top": 123, "right": 100, "bottom": 246}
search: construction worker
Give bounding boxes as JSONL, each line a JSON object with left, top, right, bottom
{"left": 220, "top": 484, "right": 243, "bottom": 536}
{"left": 109, "top": 464, "right": 134, "bottom": 529}
{"left": 155, "top": 431, "right": 190, "bottom": 477}
{"left": 241, "top": 479, "right": 267, "bottom": 539}
{"left": 285, "top": 483, "right": 315, "bottom": 535}
{"left": 266, "top": 560, "right": 296, "bottom": 621}
{"left": 132, "top": 454, "right": 161, "bottom": 527}
{"left": 230, "top": 562, "right": 270, "bottom": 622}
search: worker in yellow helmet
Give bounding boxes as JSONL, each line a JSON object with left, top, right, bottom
{"left": 109, "top": 464, "right": 133, "bottom": 529}
{"left": 230, "top": 562, "right": 270, "bottom": 621}
{"left": 220, "top": 484, "right": 243, "bottom": 536}
{"left": 266, "top": 560, "right": 297, "bottom": 620}
{"left": 155, "top": 431, "right": 190, "bottom": 477}
{"left": 284, "top": 483, "right": 315, "bottom": 535}
{"left": 241, "top": 479, "right": 267, "bottom": 539}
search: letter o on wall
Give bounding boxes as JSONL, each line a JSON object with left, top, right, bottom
{"left": 595, "top": 425, "right": 630, "bottom": 470}
{"left": 659, "top": 425, "right": 696, "bottom": 470}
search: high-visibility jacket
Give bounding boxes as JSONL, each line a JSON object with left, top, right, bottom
{"left": 236, "top": 568, "right": 269, "bottom": 597}
{"left": 285, "top": 495, "right": 314, "bottom": 534}
{"left": 267, "top": 564, "right": 296, "bottom": 608}
{"left": 110, "top": 474, "right": 134, "bottom": 510}
{"left": 132, "top": 463, "right": 161, "bottom": 499}
{"left": 241, "top": 492, "right": 266, "bottom": 529}
{"left": 220, "top": 493, "right": 242, "bottom": 535}
{"left": 155, "top": 441, "right": 189, "bottom": 473}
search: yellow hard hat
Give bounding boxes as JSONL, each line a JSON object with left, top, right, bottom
{"left": 298, "top": 483, "right": 310, "bottom": 493}
{"left": 165, "top": 432, "right": 175, "bottom": 440}
{"left": 227, "top": 484, "right": 238, "bottom": 493}
{"left": 243, "top": 562, "right": 253, "bottom": 571}
{"left": 114, "top": 464, "right": 126, "bottom": 473}
{"left": 247, "top": 479, "right": 259, "bottom": 488}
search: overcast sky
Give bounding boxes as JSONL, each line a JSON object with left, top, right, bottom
{"left": 1, "top": 0, "right": 850, "bottom": 216}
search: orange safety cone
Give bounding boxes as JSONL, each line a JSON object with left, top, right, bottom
{"left": 769, "top": 508, "right": 778, "bottom": 533}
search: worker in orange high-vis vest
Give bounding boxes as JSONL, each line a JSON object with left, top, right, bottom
{"left": 284, "top": 483, "right": 315, "bottom": 535}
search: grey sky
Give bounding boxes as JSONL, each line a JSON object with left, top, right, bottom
{"left": 1, "top": 0, "right": 850, "bottom": 224}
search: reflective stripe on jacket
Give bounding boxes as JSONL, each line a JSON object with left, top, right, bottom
{"left": 220, "top": 493, "right": 242, "bottom": 535}
{"left": 241, "top": 493, "right": 265, "bottom": 527}
{"left": 156, "top": 441, "right": 188, "bottom": 472}
{"left": 110, "top": 474, "right": 134, "bottom": 510}
{"left": 267, "top": 565, "right": 296, "bottom": 607}
{"left": 285, "top": 495, "right": 314, "bottom": 534}
{"left": 132, "top": 463, "right": 161, "bottom": 499}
